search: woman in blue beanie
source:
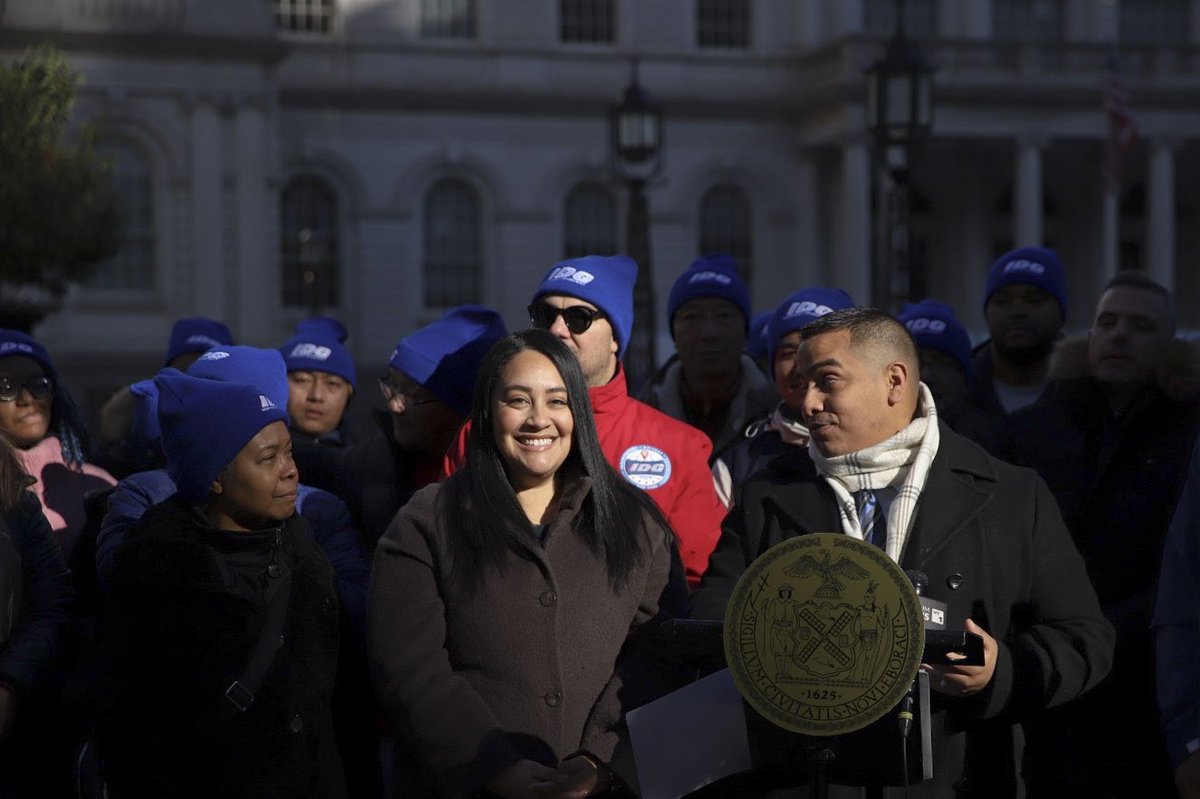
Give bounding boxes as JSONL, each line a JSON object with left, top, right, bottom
{"left": 369, "top": 329, "right": 684, "bottom": 798}
{"left": 97, "top": 371, "right": 345, "bottom": 798}
{"left": 0, "top": 329, "right": 115, "bottom": 561}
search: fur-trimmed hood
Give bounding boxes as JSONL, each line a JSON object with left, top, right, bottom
{"left": 1049, "top": 333, "right": 1200, "bottom": 404}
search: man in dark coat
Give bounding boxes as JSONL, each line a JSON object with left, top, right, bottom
{"left": 958, "top": 247, "right": 1066, "bottom": 454}
{"left": 97, "top": 370, "right": 345, "bottom": 798}
{"left": 1005, "top": 270, "right": 1200, "bottom": 796}
{"left": 341, "top": 305, "right": 507, "bottom": 547}
{"left": 692, "top": 308, "right": 1113, "bottom": 798}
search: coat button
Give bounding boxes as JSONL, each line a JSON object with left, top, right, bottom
{"left": 544, "top": 690, "right": 562, "bottom": 707}
{"left": 539, "top": 590, "right": 557, "bottom": 607}
{"left": 290, "top": 715, "right": 304, "bottom": 733}
{"left": 946, "top": 573, "right": 964, "bottom": 590}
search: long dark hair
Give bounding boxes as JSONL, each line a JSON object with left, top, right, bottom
{"left": 442, "top": 329, "right": 657, "bottom": 593}
{"left": 0, "top": 434, "right": 32, "bottom": 514}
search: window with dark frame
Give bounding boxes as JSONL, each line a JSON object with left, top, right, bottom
{"left": 281, "top": 176, "right": 340, "bottom": 309}
{"left": 1120, "top": 0, "right": 1190, "bottom": 44}
{"left": 424, "top": 179, "right": 483, "bottom": 307}
{"left": 698, "top": 184, "right": 753, "bottom": 291}
{"left": 697, "top": 0, "right": 751, "bottom": 49}
{"left": 863, "top": 0, "right": 936, "bottom": 37}
{"left": 993, "top": 0, "right": 1064, "bottom": 40}
{"left": 273, "top": 0, "right": 335, "bottom": 34}
{"left": 90, "top": 141, "right": 156, "bottom": 292}
{"left": 420, "top": 0, "right": 477, "bottom": 39}
{"left": 563, "top": 182, "right": 618, "bottom": 258}
{"left": 560, "top": 0, "right": 615, "bottom": 44}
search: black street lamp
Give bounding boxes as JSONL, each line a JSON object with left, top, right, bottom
{"left": 865, "top": 0, "right": 934, "bottom": 310}
{"left": 608, "top": 60, "right": 664, "bottom": 391}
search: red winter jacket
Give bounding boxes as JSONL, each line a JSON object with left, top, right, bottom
{"left": 442, "top": 365, "right": 727, "bottom": 587}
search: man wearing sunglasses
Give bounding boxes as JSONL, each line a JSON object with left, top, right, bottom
{"left": 443, "top": 255, "right": 727, "bottom": 588}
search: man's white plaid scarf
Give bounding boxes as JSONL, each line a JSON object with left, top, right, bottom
{"left": 808, "top": 383, "right": 940, "bottom": 563}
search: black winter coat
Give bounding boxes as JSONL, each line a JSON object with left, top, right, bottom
{"left": 97, "top": 497, "right": 345, "bottom": 799}
{"left": 0, "top": 491, "right": 72, "bottom": 700}
{"left": 692, "top": 425, "right": 1114, "bottom": 798}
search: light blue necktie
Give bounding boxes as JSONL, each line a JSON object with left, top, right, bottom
{"left": 856, "top": 489, "right": 882, "bottom": 549}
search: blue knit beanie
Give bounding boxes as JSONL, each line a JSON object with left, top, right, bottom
{"left": 129, "top": 379, "right": 161, "bottom": 453}
{"left": 155, "top": 369, "right": 289, "bottom": 504}
{"left": 0, "top": 329, "right": 56, "bottom": 378}
{"left": 900, "top": 300, "right": 973, "bottom": 379}
{"left": 280, "top": 317, "right": 357, "bottom": 389}
{"left": 389, "top": 305, "right": 508, "bottom": 417}
{"left": 530, "top": 255, "right": 637, "bottom": 358}
{"left": 766, "top": 287, "right": 855, "bottom": 365}
{"left": 188, "top": 346, "right": 290, "bottom": 410}
{"left": 163, "top": 318, "right": 234, "bottom": 367}
{"left": 984, "top": 247, "right": 1067, "bottom": 321}
{"left": 667, "top": 254, "right": 752, "bottom": 335}
{"left": 745, "top": 310, "right": 773, "bottom": 362}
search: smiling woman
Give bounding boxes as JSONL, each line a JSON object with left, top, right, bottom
{"left": 369, "top": 329, "right": 685, "bottom": 799}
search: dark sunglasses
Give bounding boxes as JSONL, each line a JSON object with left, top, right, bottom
{"left": 527, "top": 303, "right": 606, "bottom": 335}
{"left": 0, "top": 375, "right": 53, "bottom": 403}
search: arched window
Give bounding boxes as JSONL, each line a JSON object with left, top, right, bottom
{"left": 699, "top": 184, "right": 753, "bottom": 289}
{"left": 424, "top": 179, "right": 482, "bottom": 307}
{"left": 91, "top": 140, "right": 156, "bottom": 291}
{"left": 563, "top": 182, "right": 617, "bottom": 258}
{"left": 281, "top": 176, "right": 340, "bottom": 309}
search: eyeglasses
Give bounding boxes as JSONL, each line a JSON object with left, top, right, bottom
{"left": 0, "top": 376, "right": 53, "bottom": 403}
{"left": 377, "top": 378, "right": 437, "bottom": 410}
{"left": 527, "top": 303, "right": 606, "bottom": 335}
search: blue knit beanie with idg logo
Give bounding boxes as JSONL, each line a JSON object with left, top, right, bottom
{"left": 155, "top": 369, "right": 289, "bottom": 504}
{"left": 531, "top": 255, "right": 637, "bottom": 358}
{"left": 280, "top": 317, "right": 357, "bottom": 389}
{"left": 766, "top": 287, "right": 855, "bottom": 365}
{"left": 984, "top": 247, "right": 1067, "bottom": 321}
{"left": 667, "top": 254, "right": 752, "bottom": 336}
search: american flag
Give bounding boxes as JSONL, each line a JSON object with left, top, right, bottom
{"left": 1103, "top": 49, "right": 1137, "bottom": 195}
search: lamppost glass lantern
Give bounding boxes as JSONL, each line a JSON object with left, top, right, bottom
{"left": 609, "top": 65, "right": 663, "bottom": 166}
{"left": 865, "top": 31, "right": 934, "bottom": 155}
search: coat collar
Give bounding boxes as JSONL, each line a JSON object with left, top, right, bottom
{"left": 762, "top": 425, "right": 997, "bottom": 567}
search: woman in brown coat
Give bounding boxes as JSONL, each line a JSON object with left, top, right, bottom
{"left": 369, "top": 329, "right": 680, "bottom": 798}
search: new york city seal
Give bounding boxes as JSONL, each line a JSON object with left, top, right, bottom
{"left": 724, "top": 533, "right": 924, "bottom": 736}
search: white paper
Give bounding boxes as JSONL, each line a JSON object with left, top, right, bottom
{"left": 627, "top": 669, "right": 753, "bottom": 799}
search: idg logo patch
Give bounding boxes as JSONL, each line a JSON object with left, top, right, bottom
{"left": 904, "top": 318, "right": 946, "bottom": 334}
{"left": 1002, "top": 259, "right": 1045, "bottom": 276}
{"left": 619, "top": 445, "right": 672, "bottom": 490}
{"left": 546, "top": 266, "right": 596, "bottom": 286}
{"left": 290, "top": 343, "right": 332, "bottom": 361}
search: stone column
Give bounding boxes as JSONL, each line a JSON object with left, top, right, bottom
{"left": 839, "top": 138, "right": 872, "bottom": 304}
{"left": 1015, "top": 136, "right": 1045, "bottom": 246}
{"left": 1146, "top": 139, "right": 1176, "bottom": 292}
{"left": 190, "top": 97, "right": 224, "bottom": 320}
{"left": 234, "top": 100, "right": 271, "bottom": 344}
